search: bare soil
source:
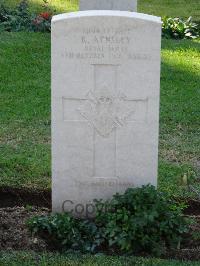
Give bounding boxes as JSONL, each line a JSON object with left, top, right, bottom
{"left": 0, "top": 206, "right": 49, "bottom": 251}
{"left": 0, "top": 186, "right": 51, "bottom": 209}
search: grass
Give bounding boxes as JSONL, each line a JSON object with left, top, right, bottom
{"left": 1, "top": 0, "right": 78, "bottom": 13}
{"left": 0, "top": 32, "right": 51, "bottom": 189}
{"left": 2, "top": 0, "right": 200, "bottom": 21}
{"left": 139, "top": 0, "right": 200, "bottom": 21}
{"left": 0, "top": 252, "right": 200, "bottom": 266}
{"left": 159, "top": 39, "right": 200, "bottom": 197}
{"left": 0, "top": 32, "right": 199, "bottom": 197}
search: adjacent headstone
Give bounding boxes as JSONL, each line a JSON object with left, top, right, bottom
{"left": 80, "top": 0, "right": 137, "bottom": 12}
{"left": 52, "top": 11, "right": 161, "bottom": 216}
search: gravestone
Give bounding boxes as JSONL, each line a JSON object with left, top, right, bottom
{"left": 52, "top": 11, "right": 161, "bottom": 216}
{"left": 80, "top": 0, "right": 137, "bottom": 11}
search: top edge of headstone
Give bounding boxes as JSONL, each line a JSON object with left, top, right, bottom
{"left": 52, "top": 11, "right": 161, "bottom": 24}
{"left": 79, "top": 0, "right": 137, "bottom": 12}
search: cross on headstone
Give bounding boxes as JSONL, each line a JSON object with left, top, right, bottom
{"left": 63, "top": 64, "right": 148, "bottom": 178}
{"left": 79, "top": 0, "right": 137, "bottom": 12}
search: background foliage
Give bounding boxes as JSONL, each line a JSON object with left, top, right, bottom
{"left": 162, "top": 17, "right": 199, "bottom": 39}
{"left": 0, "top": 0, "right": 51, "bottom": 32}
{"left": 1, "top": 0, "right": 200, "bottom": 22}
{"left": 0, "top": 0, "right": 200, "bottom": 37}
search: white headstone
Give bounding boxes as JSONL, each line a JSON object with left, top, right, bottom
{"left": 52, "top": 11, "right": 161, "bottom": 216}
{"left": 80, "top": 0, "right": 137, "bottom": 11}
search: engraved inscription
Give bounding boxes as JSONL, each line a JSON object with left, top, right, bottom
{"left": 77, "top": 65, "right": 148, "bottom": 137}
{"left": 62, "top": 65, "right": 149, "bottom": 178}
{"left": 61, "top": 26, "right": 152, "bottom": 61}
{"left": 75, "top": 179, "right": 135, "bottom": 188}
{"left": 63, "top": 64, "right": 149, "bottom": 132}
{"left": 78, "top": 87, "right": 135, "bottom": 137}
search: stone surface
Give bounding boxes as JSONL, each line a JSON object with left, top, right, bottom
{"left": 52, "top": 11, "right": 161, "bottom": 216}
{"left": 79, "top": 0, "right": 137, "bottom": 11}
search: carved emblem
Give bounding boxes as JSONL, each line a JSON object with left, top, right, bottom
{"left": 78, "top": 85, "right": 135, "bottom": 137}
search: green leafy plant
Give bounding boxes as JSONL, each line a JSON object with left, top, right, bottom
{"left": 95, "top": 185, "right": 189, "bottom": 255}
{"left": 31, "top": 11, "right": 52, "bottom": 32}
{"left": 0, "top": 0, "right": 51, "bottom": 32}
{"left": 28, "top": 185, "right": 189, "bottom": 256}
{"left": 162, "top": 16, "right": 199, "bottom": 39}
{"left": 27, "top": 213, "right": 104, "bottom": 252}
{"left": 0, "top": 0, "right": 30, "bottom": 32}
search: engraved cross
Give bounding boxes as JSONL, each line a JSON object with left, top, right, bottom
{"left": 63, "top": 65, "right": 148, "bottom": 178}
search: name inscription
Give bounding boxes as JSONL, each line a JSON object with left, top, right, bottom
{"left": 61, "top": 26, "right": 151, "bottom": 61}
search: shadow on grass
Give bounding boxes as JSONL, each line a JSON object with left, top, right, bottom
{"left": 161, "top": 38, "right": 200, "bottom": 52}
{"left": 158, "top": 39, "right": 200, "bottom": 197}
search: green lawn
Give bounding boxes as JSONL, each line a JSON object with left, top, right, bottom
{"left": 0, "top": 252, "right": 200, "bottom": 266}
{"left": 159, "top": 39, "right": 200, "bottom": 197}
{"left": 139, "top": 0, "right": 200, "bottom": 21}
{"left": 2, "top": 0, "right": 200, "bottom": 21}
{"left": 0, "top": 32, "right": 51, "bottom": 189}
{"left": 0, "top": 32, "right": 199, "bottom": 197}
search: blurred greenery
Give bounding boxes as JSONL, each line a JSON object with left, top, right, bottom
{"left": 2, "top": 0, "right": 200, "bottom": 21}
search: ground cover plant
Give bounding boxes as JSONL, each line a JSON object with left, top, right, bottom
{"left": 28, "top": 186, "right": 190, "bottom": 256}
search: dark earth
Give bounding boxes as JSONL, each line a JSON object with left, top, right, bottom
{"left": 0, "top": 187, "right": 51, "bottom": 209}
{"left": 0, "top": 187, "right": 200, "bottom": 261}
